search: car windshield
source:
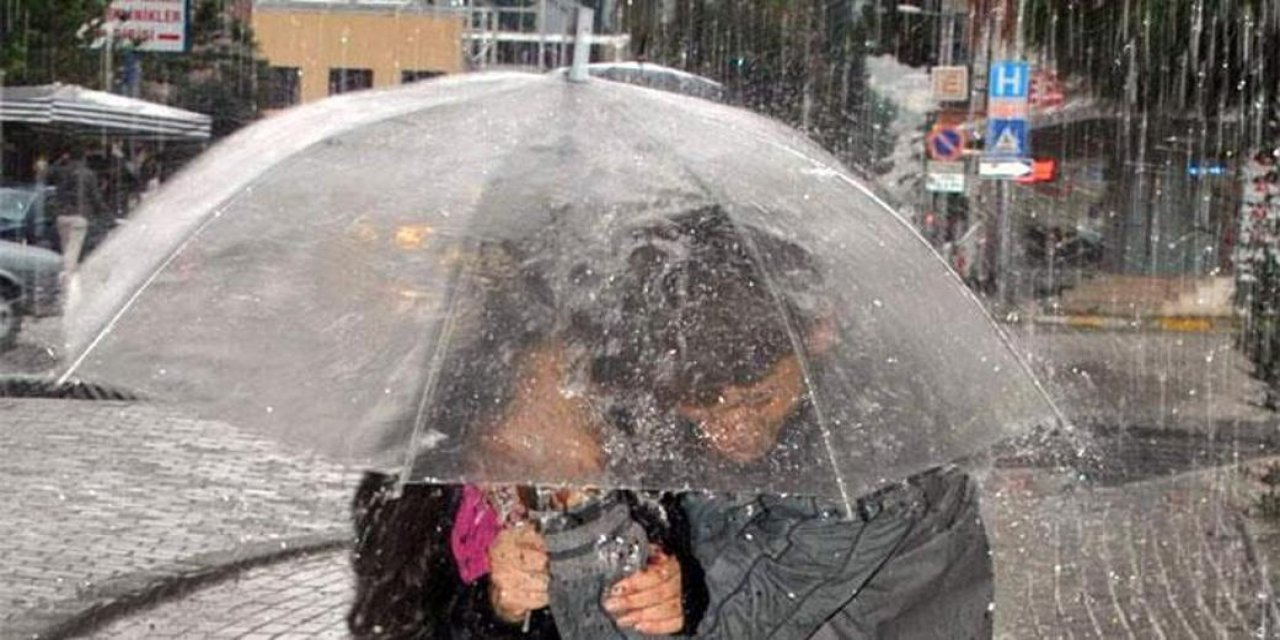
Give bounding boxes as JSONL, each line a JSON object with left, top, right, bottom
{"left": 0, "top": 188, "right": 36, "bottom": 225}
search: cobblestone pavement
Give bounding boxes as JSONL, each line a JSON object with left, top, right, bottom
{"left": 0, "top": 398, "right": 358, "bottom": 636}
{"left": 75, "top": 466, "right": 1278, "bottom": 639}
{"left": 86, "top": 552, "right": 350, "bottom": 640}
{"left": 989, "top": 465, "right": 1274, "bottom": 639}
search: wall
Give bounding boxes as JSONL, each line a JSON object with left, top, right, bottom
{"left": 253, "top": 6, "right": 465, "bottom": 104}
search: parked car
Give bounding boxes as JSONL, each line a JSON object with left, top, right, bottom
{"left": 0, "top": 185, "right": 59, "bottom": 251}
{"left": 0, "top": 239, "right": 61, "bottom": 351}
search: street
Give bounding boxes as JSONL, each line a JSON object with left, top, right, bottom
{"left": 2, "top": 320, "right": 1279, "bottom": 638}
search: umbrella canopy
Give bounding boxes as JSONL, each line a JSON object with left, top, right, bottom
{"left": 0, "top": 83, "right": 212, "bottom": 141}
{"left": 60, "top": 71, "right": 1059, "bottom": 505}
{"left": 553, "top": 62, "right": 726, "bottom": 102}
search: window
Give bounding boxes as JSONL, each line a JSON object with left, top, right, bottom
{"left": 401, "top": 70, "right": 445, "bottom": 84}
{"left": 329, "top": 68, "right": 374, "bottom": 96}
{"left": 266, "top": 67, "right": 301, "bottom": 109}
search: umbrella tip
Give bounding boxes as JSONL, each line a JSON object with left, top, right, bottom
{"left": 567, "top": 6, "right": 595, "bottom": 84}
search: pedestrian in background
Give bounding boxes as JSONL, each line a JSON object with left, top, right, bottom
{"left": 48, "top": 146, "right": 107, "bottom": 278}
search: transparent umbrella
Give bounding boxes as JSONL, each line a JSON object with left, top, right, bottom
{"left": 60, "top": 71, "right": 1060, "bottom": 511}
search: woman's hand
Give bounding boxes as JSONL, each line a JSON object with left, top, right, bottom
{"left": 488, "top": 525, "right": 550, "bottom": 624}
{"left": 603, "top": 547, "right": 684, "bottom": 635}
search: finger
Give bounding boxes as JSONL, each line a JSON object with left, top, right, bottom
{"left": 492, "top": 546, "right": 549, "bottom": 572}
{"left": 493, "top": 570, "right": 549, "bottom": 595}
{"left": 496, "top": 588, "right": 548, "bottom": 616}
{"left": 634, "top": 612, "right": 685, "bottom": 635}
{"left": 616, "top": 600, "right": 683, "bottom": 630}
{"left": 606, "top": 573, "right": 681, "bottom": 614}
{"left": 608, "top": 559, "right": 677, "bottom": 597}
{"left": 605, "top": 558, "right": 680, "bottom": 610}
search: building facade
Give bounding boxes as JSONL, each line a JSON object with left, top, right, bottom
{"left": 252, "top": 1, "right": 467, "bottom": 107}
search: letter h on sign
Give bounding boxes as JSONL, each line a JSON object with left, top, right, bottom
{"left": 989, "top": 62, "right": 1030, "bottom": 100}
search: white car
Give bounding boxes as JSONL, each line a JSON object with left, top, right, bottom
{"left": 0, "top": 240, "right": 61, "bottom": 351}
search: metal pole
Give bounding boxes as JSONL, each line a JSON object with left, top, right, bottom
{"left": 104, "top": 22, "right": 114, "bottom": 92}
{"left": 0, "top": 69, "right": 6, "bottom": 181}
{"left": 568, "top": 7, "right": 593, "bottom": 83}
{"left": 996, "top": 180, "right": 1012, "bottom": 305}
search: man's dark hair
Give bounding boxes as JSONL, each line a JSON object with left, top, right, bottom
{"left": 586, "top": 205, "right": 823, "bottom": 407}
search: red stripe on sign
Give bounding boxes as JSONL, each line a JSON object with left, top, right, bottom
{"left": 157, "top": 34, "right": 181, "bottom": 40}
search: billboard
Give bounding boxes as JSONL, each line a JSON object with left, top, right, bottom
{"left": 104, "top": 0, "right": 190, "bottom": 53}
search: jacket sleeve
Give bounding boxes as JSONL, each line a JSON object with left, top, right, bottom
{"left": 679, "top": 494, "right": 907, "bottom": 640}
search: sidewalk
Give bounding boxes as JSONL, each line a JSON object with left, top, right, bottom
{"left": 1030, "top": 274, "right": 1238, "bottom": 333}
{"left": 74, "top": 463, "right": 1280, "bottom": 639}
{"left": 0, "top": 398, "right": 358, "bottom": 639}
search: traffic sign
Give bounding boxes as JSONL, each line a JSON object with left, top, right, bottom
{"left": 931, "top": 66, "right": 969, "bottom": 102}
{"left": 987, "top": 119, "right": 1028, "bottom": 157}
{"left": 926, "top": 126, "right": 966, "bottom": 161}
{"left": 978, "top": 158, "right": 1033, "bottom": 179}
{"left": 926, "top": 161, "right": 966, "bottom": 193}
{"left": 986, "top": 60, "right": 1032, "bottom": 160}
{"left": 989, "top": 61, "right": 1030, "bottom": 99}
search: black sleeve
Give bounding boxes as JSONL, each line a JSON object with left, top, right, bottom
{"left": 347, "top": 472, "right": 461, "bottom": 640}
{"left": 626, "top": 492, "right": 709, "bottom": 636}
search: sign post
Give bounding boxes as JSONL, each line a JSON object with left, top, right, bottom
{"left": 984, "top": 60, "right": 1031, "bottom": 306}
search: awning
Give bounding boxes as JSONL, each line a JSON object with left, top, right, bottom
{"left": 0, "top": 83, "right": 211, "bottom": 141}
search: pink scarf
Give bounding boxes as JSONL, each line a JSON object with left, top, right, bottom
{"left": 451, "top": 485, "right": 501, "bottom": 584}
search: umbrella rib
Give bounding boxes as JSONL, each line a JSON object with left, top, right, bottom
{"left": 734, "top": 121, "right": 1071, "bottom": 435}
{"left": 397, "top": 245, "right": 474, "bottom": 488}
{"left": 734, "top": 212, "right": 855, "bottom": 519}
{"left": 599, "top": 88, "right": 855, "bottom": 509}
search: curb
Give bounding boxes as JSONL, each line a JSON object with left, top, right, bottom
{"left": 5, "top": 529, "right": 351, "bottom": 640}
{"left": 1024, "top": 314, "right": 1237, "bottom": 333}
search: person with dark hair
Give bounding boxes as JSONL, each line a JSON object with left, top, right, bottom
{"left": 346, "top": 243, "right": 700, "bottom": 640}
{"left": 349, "top": 206, "right": 992, "bottom": 639}
{"left": 47, "top": 146, "right": 107, "bottom": 277}
{"left": 582, "top": 206, "right": 994, "bottom": 639}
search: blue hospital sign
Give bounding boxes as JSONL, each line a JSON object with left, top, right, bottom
{"left": 988, "top": 61, "right": 1030, "bottom": 99}
{"left": 985, "top": 60, "right": 1032, "bottom": 163}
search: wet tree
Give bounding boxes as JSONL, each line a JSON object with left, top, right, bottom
{"left": 0, "top": 0, "right": 109, "bottom": 86}
{"left": 624, "top": 0, "right": 895, "bottom": 171}
{"left": 145, "top": 0, "right": 270, "bottom": 141}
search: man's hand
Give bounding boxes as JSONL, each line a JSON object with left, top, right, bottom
{"left": 488, "top": 525, "right": 549, "bottom": 624}
{"left": 603, "top": 548, "right": 684, "bottom": 635}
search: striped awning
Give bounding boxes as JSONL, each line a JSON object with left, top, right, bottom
{"left": 0, "top": 83, "right": 211, "bottom": 141}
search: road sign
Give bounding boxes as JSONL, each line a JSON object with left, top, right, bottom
{"left": 926, "top": 161, "right": 966, "bottom": 193}
{"left": 931, "top": 66, "right": 969, "bottom": 102}
{"left": 926, "top": 126, "right": 966, "bottom": 161}
{"left": 978, "top": 158, "right": 1033, "bottom": 179}
{"left": 989, "top": 61, "right": 1030, "bottom": 99}
{"left": 95, "top": 0, "right": 191, "bottom": 53}
{"left": 987, "top": 119, "right": 1028, "bottom": 157}
{"left": 986, "top": 60, "right": 1031, "bottom": 160}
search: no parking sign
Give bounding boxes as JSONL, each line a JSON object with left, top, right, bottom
{"left": 926, "top": 126, "right": 966, "bottom": 162}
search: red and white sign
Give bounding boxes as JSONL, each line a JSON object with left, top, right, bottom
{"left": 105, "top": 0, "right": 188, "bottom": 53}
{"left": 1029, "top": 68, "right": 1066, "bottom": 111}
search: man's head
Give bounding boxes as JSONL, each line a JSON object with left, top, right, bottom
{"left": 586, "top": 206, "right": 828, "bottom": 463}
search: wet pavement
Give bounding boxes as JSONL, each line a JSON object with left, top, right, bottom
{"left": 2, "top": 322, "right": 1279, "bottom": 638}
{"left": 0, "top": 397, "right": 357, "bottom": 638}
{"left": 76, "top": 465, "right": 1279, "bottom": 640}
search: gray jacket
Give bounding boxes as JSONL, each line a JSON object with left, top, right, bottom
{"left": 683, "top": 466, "right": 992, "bottom": 640}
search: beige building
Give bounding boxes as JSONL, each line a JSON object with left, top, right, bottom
{"left": 253, "top": 1, "right": 467, "bottom": 106}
